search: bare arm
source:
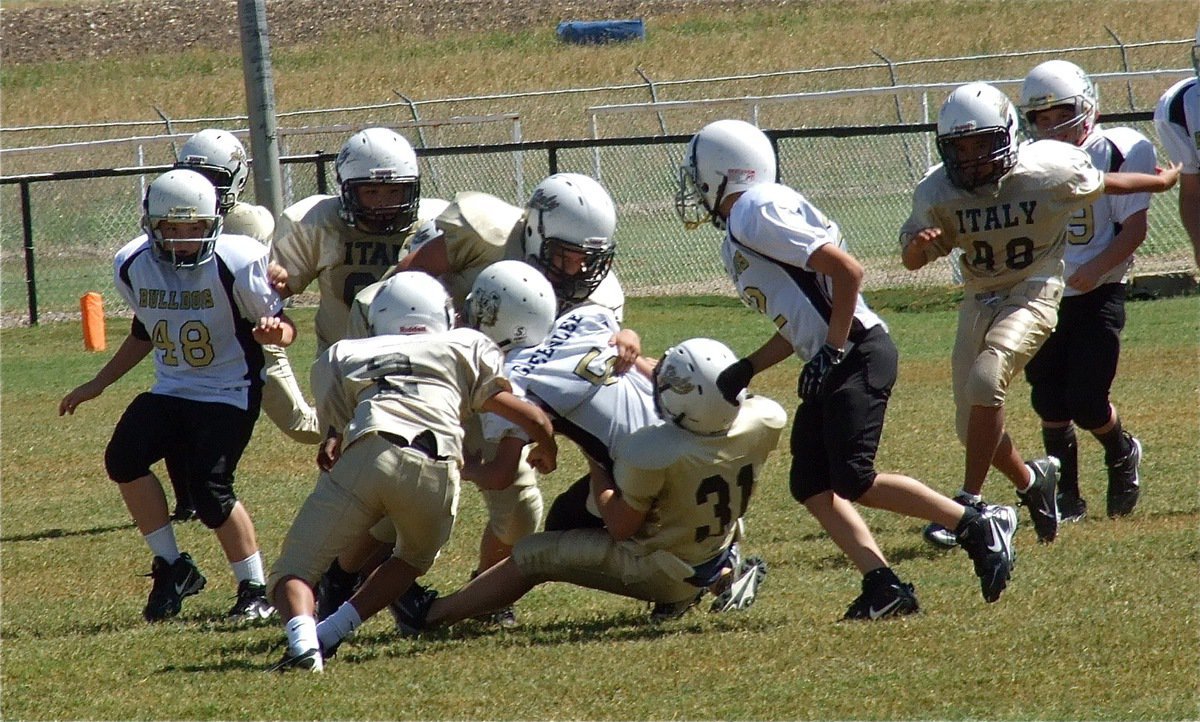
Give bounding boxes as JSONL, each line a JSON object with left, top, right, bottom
{"left": 58, "top": 333, "right": 153, "bottom": 415}
{"left": 1068, "top": 210, "right": 1147, "bottom": 293}
{"left": 743, "top": 331, "right": 795, "bottom": 375}
{"left": 462, "top": 435, "right": 527, "bottom": 491}
{"left": 805, "top": 243, "right": 863, "bottom": 350}
{"left": 395, "top": 235, "right": 451, "bottom": 277}
{"left": 588, "top": 459, "right": 645, "bottom": 541}
{"left": 901, "top": 227, "right": 943, "bottom": 271}
{"left": 1103, "top": 162, "right": 1182, "bottom": 195}
{"left": 480, "top": 391, "right": 557, "bottom": 473}
{"left": 608, "top": 327, "right": 641, "bottom": 375}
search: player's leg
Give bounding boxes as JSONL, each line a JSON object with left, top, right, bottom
{"left": 260, "top": 344, "right": 322, "bottom": 444}
{"left": 1025, "top": 305, "right": 1082, "bottom": 520}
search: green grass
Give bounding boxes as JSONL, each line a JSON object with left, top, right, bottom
{"left": 2, "top": 297, "right": 1197, "bottom": 719}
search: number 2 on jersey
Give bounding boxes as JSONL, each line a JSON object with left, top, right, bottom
{"left": 694, "top": 464, "right": 754, "bottom": 542}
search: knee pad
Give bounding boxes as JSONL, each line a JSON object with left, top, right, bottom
{"left": 1030, "top": 381, "right": 1069, "bottom": 424}
{"left": 192, "top": 476, "right": 237, "bottom": 529}
{"left": 964, "top": 348, "right": 1008, "bottom": 408}
{"left": 482, "top": 482, "right": 543, "bottom": 546}
{"left": 104, "top": 441, "right": 150, "bottom": 484}
{"left": 1069, "top": 393, "right": 1112, "bottom": 431}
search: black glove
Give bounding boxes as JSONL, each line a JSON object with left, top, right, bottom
{"left": 716, "top": 358, "right": 755, "bottom": 405}
{"left": 798, "top": 343, "right": 846, "bottom": 402}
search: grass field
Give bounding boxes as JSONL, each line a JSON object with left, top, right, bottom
{"left": 2, "top": 296, "right": 1197, "bottom": 720}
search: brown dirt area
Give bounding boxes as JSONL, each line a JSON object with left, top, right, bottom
{"left": 2, "top": 0, "right": 780, "bottom": 65}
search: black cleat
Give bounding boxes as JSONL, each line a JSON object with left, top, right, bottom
{"left": 957, "top": 504, "right": 1018, "bottom": 603}
{"left": 390, "top": 583, "right": 438, "bottom": 637}
{"left": 1018, "top": 457, "right": 1060, "bottom": 543}
{"left": 143, "top": 553, "right": 206, "bottom": 622}
{"left": 227, "top": 580, "right": 276, "bottom": 622}
{"left": 922, "top": 494, "right": 986, "bottom": 549}
{"left": 170, "top": 504, "right": 198, "bottom": 523}
{"left": 843, "top": 575, "right": 919, "bottom": 621}
{"left": 1057, "top": 492, "right": 1088, "bottom": 524}
{"left": 1106, "top": 435, "right": 1142, "bottom": 518}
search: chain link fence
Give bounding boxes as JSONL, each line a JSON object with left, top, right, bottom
{"left": 2, "top": 113, "right": 1191, "bottom": 327}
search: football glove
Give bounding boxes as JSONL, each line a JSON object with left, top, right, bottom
{"left": 798, "top": 343, "right": 846, "bottom": 402}
{"left": 716, "top": 358, "right": 754, "bottom": 405}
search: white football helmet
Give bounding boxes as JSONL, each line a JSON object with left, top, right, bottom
{"left": 174, "top": 129, "right": 249, "bottom": 214}
{"left": 336, "top": 127, "right": 421, "bottom": 236}
{"left": 654, "top": 337, "right": 742, "bottom": 436}
{"left": 141, "top": 169, "right": 223, "bottom": 268}
{"left": 465, "top": 261, "right": 557, "bottom": 351}
{"left": 521, "top": 173, "right": 616, "bottom": 305}
{"left": 676, "top": 119, "right": 776, "bottom": 230}
{"left": 367, "top": 271, "right": 453, "bottom": 336}
{"left": 936, "top": 83, "right": 1020, "bottom": 190}
{"left": 1018, "top": 60, "right": 1098, "bottom": 145}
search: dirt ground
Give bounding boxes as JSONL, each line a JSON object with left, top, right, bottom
{"left": 2, "top": 0, "right": 779, "bottom": 65}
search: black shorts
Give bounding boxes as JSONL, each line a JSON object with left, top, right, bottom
{"left": 1024, "top": 282, "right": 1126, "bottom": 428}
{"left": 105, "top": 392, "right": 258, "bottom": 489}
{"left": 789, "top": 325, "right": 897, "bottom": 503}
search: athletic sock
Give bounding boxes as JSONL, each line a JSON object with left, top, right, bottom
{"left": 1042, "top": 425, "right": 1079, "bottom": 497}
{"left": 315, "top": 601, "right": 362, "bottom": 650}
{"left": 144, "top": 525, "right": 181, "bottom": 563}
{"left": 1093, "top": 419, "right": 1132, "bottom": 466}
{"left": 285, "top": 615, "right": 319, "bottom": 656}
{"left": 230, "top": 551, "right": 265, "bottom": 585}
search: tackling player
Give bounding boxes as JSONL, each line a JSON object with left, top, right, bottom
{"left": 59, "top": 169, "right": 295, "bottom": 624}
{"left": 267, "top": 272, "right": 557, "bottom": 672}
{"left": 901, "top": 83, "right": 1180, "bottom": 546}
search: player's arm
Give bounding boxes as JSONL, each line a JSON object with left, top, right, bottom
{"left": 1102, "top": 162, "right": 1182, "bottom": 195}
{"left": 1177, "top": 173, "right": 1200, "bottom": 267}
{"left": 900, "top": 227, "right": 944, "bottom": 271}
{"left": 1069, "top": 210, "right": 1148, "bottom": 293}
{"left": 805, "top": 243, "right": 862, "bottom": 351}
{"left": 462, "top": 435, "right": 527, "bottom": 491}
{"left": 58, "top": 331, "right": 152, "bottom": 415}
{"left": 608, "top": 327, "right": 641, "bottom": 375}
{"left": 481, "top": 391, "right": 557, "bottom": 474}
{"left": 588, "top": 460, "right": 645, "bottom": 541}
{"left": 252, "top": 311, "right": 297, "bottom": 347}
{"left": 715, "top": 332, "right": 793, "bottom": 404}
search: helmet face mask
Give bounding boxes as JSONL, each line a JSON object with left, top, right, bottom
{"left": 937, "top": 83, "right": 1019, "bottom": 191}
{"left": 367, "top": 271, "right": 453, "bottom": 336}
{"left": 653, "top": 337, "right": 742, "bottom": 436}
{"left": 174, "top": 129, "right": 249, "bottom": 214}
{"left": 336, "top": 128, "right": 421, "bottom": 236}
{"left": 675, "top": 119, "right": 776, "bottom": 231}
{"left": 522, "top": 173, "right": 617, "bottom": 305}
{"left": 465, "top": 261, "right": 557, "bottom": 351}
{"left": 142, "top": 169, "right": 223, "bottom": 268}
{"left": 1018, "top": 60, "right": 1098, "bottom": 146}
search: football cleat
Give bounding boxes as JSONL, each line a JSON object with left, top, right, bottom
{"left": 227, "top": 580, "right": 276, "bottom": 622}
{"left": 650, "top": 593, "right": 702, "bottom": 623}
{"left": 843, "top": 575, "right": 919, "bottom": 621}
{"left": 143, "top": 553, "right": 206, "bottom": 622}
{"left": 1018, "top": 456, "right": 1060, "bottom": 543}
{"left": 710, "top": 556, "right": 768, "bottom": 613}
{"left": 1106, "top": 435, "right": 1142, "bottom": 517}
{"left": 957, "top": 504, "right": 1018, "bottom": 603}
{"left": 269, "top": 647, "right": 323, "bottom": 673}
{"left": 1057, "top": 492, "right": 1088, "bottom": 524}
{"left": 316, "top": 561, "right": 359, "bottom": 623}
{"left": 170, "top": 503, "right": 198, "bottom": 523}
{"left": 391, "top": 583, "right": 438, "bottom": 637}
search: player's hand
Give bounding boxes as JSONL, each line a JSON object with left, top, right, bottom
{"left": 253, "top": 315, "right": 286, "bottom": 345}
{"left": 267, "top": 261, "right": 290, "bottom": 295}
{"left": 460, "top": 449, "right": 484, "bottom": 482}
{"left": 716, "top": 358, "right": 754, "bottom": 405}
{"left": 1156, "top": 162, "right": 1183, "bottom": 191}
{"left": 609, "top": 329, "right": 641, "bottom": 374}
{"left": 798, "top": 343, "right": 845, "bottom": 403}
{"left": 907, "top": 227, "right": 943, "bottom": 251}
{"left": 59, "top": 379, "right": 105, "bottom": 416}
{"left": 526, "top": 438, "right": 558, "bottom": 474}
{"left": 317, "top": 432, "right": 342, "bottom": 471}
{"left": 1066, "top": 264, "right": 1102, "bottom": 294}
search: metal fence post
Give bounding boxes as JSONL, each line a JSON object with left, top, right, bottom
{"left": 1105, "top": 26, "right": 1137, "bottom": 111}
{"left": 20, "top": 180, "right": 38, "bottom": 326}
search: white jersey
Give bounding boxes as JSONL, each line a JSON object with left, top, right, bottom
{"left": 272, "top": 195, "right": 412, "bottom": 354}
{"left": 113, "top": 233, "right": 282, "bottom": 410}
{"left": 223, "top": 201, "right": 275, "bottom": 243}
{"left": 1154, "top": 77, "right": 1200, "bottom": 174}
{"left": 723, "top": 182, "right": 885, "bottom": 362}
{"left": 901, "top": 140, "right": 1106, "bottom": 293}
{"left": 490, "top": 304, "right": 657, "bottom": 468}
{"left": 1060, "top": 127, "right": 1156, "bottom": 294}
{"left": 614, "top": 395, "right": 786, "bottom": 566}
{"left": 311, "top": 327, "right": 509, "bottom": 461}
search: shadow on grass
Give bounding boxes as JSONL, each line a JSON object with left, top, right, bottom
{"left": 1, "top": 521, "right": 135, "bottom": 542}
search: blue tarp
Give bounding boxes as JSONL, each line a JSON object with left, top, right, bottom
{"left": 556, "top": 19, "right": 646, "bottom": 44}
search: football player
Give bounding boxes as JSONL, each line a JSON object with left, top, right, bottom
{"left": 1153, "top": 23, "right": 1200, "bottom": 267}
{"left": 678, "top": 119, "right": 1023, "bottom": 615}
{"left": 389, "top": 334, "right": 785, "bottom": 634}
{"left": 900, "top": 83, "right": 1179, "bottom": 545}
{"left": 268, "top": 272, "right": 557, "bottom": 672}
{"left": 59, "top": 169, "right": 295, "bottom": 624}
{"left": 318, "top": 174, "right": 635, "bottom": 629}
{"left": 1017, "top": 61, "right": 1152, "bottom": 521}
{"left": 167, "top": 130, "right": 320, "bottom": 534}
